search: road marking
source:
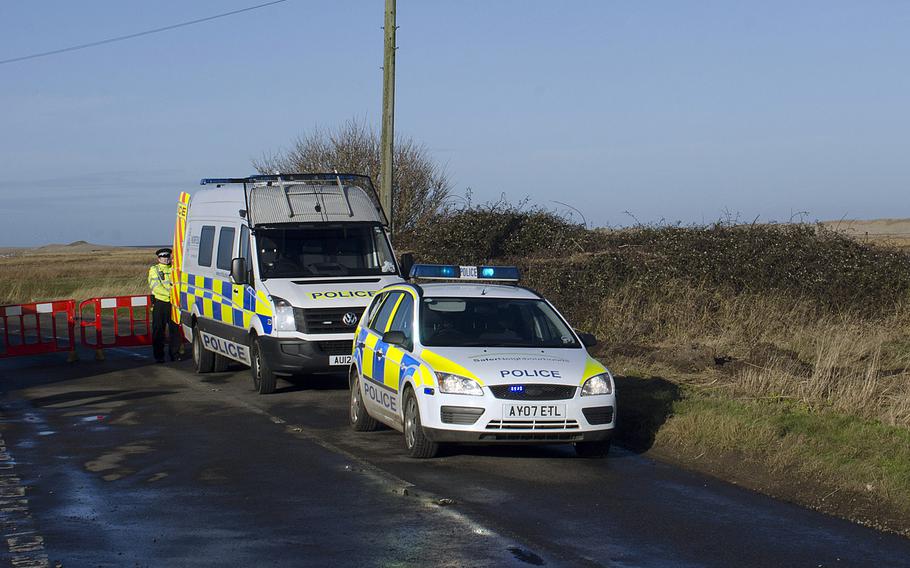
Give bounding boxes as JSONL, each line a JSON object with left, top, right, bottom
{"left": 0, "top": 429, "right": 49, "bottom": 568}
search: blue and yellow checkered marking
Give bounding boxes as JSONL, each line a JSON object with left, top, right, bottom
{"left": 180, "top": 272, "right": 274, "bottom": 334}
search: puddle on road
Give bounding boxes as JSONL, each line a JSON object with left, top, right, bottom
{"left": 84, "top": 441, "right": 155, "bottom": 481}
{"left": 507, "top": 546, "right": 545, "bottom": 566}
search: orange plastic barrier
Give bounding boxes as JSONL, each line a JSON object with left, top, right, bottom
{"left": 79, "top": 295, "right": 153, "bottom": 350}
{"left": 0, "top": 300, "right": 76, "bottom": 359}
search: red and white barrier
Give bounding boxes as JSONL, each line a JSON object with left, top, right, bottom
{"left": 79, "top": 295, "right": 153, "bottom": 351}
{"left": 0, "top": 300, "right": 76, "bottom": 359}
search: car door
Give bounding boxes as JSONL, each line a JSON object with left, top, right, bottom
{"left": 359, "top": 291, "right": 403, "bottom": 419}
{"left": 382, "top": 293, "right": 414, "bottom": 398}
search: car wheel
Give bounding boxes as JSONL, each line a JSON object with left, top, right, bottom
{"left": 350, "top": 369, "right": 379, "bottom": 432}
{"left": 192, "top": 326, "right": 215, "bottom": 374}
{"left": 575, "top": 439, "right": 611, "bottom": 458}
{"left": 250, "top": 337, "right": 277, "bottom": 394}
{"left": 403, "top": 390, "right": 438, "bottom": 459}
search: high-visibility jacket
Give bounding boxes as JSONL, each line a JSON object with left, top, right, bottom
{"left": 148, "top": 263, "right": 173, "bottom": 302}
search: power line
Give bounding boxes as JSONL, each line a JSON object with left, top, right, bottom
{"left": 0, "top": 0, "right": 290, "bottom": 66}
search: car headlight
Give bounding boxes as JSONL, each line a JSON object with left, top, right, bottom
{"left": 581, "top": 372, "right": 613, "bottom": 396}
{"left": 437, "top": 373, "right": 483, "bottom": 396}
{"left": 271, "top": 296, "right": 297, "bottom": 331}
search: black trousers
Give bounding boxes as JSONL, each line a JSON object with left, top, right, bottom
{"left": 152, "top": 298, "right": 181, "bottom": 361}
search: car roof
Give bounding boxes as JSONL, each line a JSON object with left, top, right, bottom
{"left": 415, "top": 282, "right": 541, "bottom": 299}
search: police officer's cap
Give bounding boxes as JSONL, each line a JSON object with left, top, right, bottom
{"left": 156, "top": 248, "right": 172, "bottom": 257}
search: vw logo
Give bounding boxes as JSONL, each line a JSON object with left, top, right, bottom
{"left": 342, "top": 312, "right": 358, "bottom": 326}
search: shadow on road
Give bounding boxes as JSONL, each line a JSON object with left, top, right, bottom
{"left": 613, "top": 375, "right": 681, "bottom": 453}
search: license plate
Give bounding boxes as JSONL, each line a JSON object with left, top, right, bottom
{"left": 503, "top": 404, "right": 566, "bottom": 419}
{"left": 329, "top": 355, "right": 352, "bottom": 366}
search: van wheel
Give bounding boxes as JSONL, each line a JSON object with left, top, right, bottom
{"left": 250, "top": 338, "right": 277, "bottom": 394}
{"left": 350, "top": 369, "right": 379, "bottom": 432}
{"left": 192, "top": 326, "right": 215, "bottom": 374}
{"left": 213, "top": 354, "right": 230, "bottom": 372}
{"left": 403, "top": 390, "right": 438, "bottom": 458}
{"left": 575, "top": 440, "right": 611, "bottom": 458}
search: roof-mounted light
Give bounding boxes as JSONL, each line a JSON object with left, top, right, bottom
{"left": 408, "top": 264, "right": 519, "bottom": 282}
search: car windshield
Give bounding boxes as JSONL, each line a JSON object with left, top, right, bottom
{"left": 255, "top": 224, "right": 397, "bottom": 278}
{"left": 419, "top": 297, "right": 580, "bottom": 348}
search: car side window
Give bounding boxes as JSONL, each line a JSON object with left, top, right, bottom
{"left": 388, "top": 294, "right": 414, "bottom": 340}
{"left": 370, "top": 291, "right": 402, "bottom": 333}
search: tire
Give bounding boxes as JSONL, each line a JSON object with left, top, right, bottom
{"left": 250, "top": 337, "right": 277, "bottom": 395}
{"left": 213, "top": 353, "right": 230, "bottom": 373}
{"left": 349, "top": 369, "right": 379, "bottom": 432}
{"left": 575, "top": 439, "right": 611, "bottom": 458}
{"left": 403, "top": 390, "right": 438, "bottom": 459}
{"left": 192, "top": 326, "right": 215, "bottom": 374}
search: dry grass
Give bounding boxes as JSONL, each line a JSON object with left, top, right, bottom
{"left": 588, "top": 282, "right": 910, "bottom": 429}
{"left": 0, "top": 248, "right": 154, "bottom": 305}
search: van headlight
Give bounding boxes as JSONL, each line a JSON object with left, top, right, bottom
{"left": 581, "top": 373, "right": 613, "bottom": 396}
{"left": 437, "top": 373, "right": 483, "bottom": 396}
{"left": 271, "top": 296, "right": 297, "bottom": 331}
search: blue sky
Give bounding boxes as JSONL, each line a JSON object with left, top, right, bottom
{"left": 1, "top": 1, "right": 908, "bottom": 246}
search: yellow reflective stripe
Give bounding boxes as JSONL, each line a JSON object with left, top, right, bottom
{"left": 421, "top": 349, "right": 483, "bottom": 384}
{"left": 361, "top": 333, "right": 379, "bottom": 377}
{"left": 384, "top": 346, "right": 404, "bottom": 390}
{"left": 384, "top": 294, "right": 405, "bottom": 332}
{"left": 418, "top": 365, "right": 434, "bottom": 387}
{"left": 581, "top": 356, "right": 608, "bottom": 383}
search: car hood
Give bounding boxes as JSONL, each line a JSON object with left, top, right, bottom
{"left": 260, "top": 276, "right": 403, "bottom": 310}
{"left": 418, "top": 347, "right": 605, "bottom": 386}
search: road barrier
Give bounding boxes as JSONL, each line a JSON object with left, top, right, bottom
{"left": 79, "top": 295, "right": 153, "bottom": 359}
{"left": 0, "top": 300, "right": 77, "bottom": 360}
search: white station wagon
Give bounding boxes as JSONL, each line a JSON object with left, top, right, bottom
{"left": 349, "top": 264, "right": 616, "bottom": 458}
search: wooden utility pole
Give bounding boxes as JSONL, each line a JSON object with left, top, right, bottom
{"left": 379, "top": 0, "right": 396, "bottom": 233}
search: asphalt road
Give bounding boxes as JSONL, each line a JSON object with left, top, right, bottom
{"left": 1, "top": 348, "right": 908, "bottom": 568}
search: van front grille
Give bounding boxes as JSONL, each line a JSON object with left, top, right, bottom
{"left": 294, "top": 307, "right": 363, "bottom": 334}
{"left": 316, "top": 340, "right": 354, "bottom": 356}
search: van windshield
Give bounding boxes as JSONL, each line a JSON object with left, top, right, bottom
{"left": 255, "top": 224, "right": 398, "bottom": 278}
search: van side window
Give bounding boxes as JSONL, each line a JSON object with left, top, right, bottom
{"left": 198, "top": 226, "right": 215, "bottom": 267}
{"left": 216, "top": 227, "right": 236, "bottom": 271}
{"left": 239, "top": 225, "right": 251, "bottom": 267}
{"left": 370, "top": 291, "right": 402, "bottom": 333}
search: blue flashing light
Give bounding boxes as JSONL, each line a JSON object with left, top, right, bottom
{"left": 409, "top": 264, "right": 461, "bottom": 279}
{"left": 509, "top": 385, "right": 525, "bottom": 393}
{"left": 409, "top": 263, "right": 520, "bottom": 282}
{"left": 478, "top": 266, "right": 520, "bottom": 281}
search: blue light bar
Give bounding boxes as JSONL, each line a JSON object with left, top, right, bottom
{"left": 408, "top": 264, "right": 519, "bottom": 282}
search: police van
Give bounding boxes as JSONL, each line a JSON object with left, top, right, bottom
{"left": 171, "top": 173, "right": 406, "bottom": 394}
{"left": 349, "top": 264, "right": 616, "bottom": 458}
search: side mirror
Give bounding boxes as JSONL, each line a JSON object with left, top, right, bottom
{"left": 231, "top": 257, "right": 248, "bottom": 285}
{"left": 577, "top": 332, "right": 598, "bottom": 348}
{"left": 399, "top": 253, "right": 414, "bottom": 279}
{"left": 382, "top": 330, "right": 409, "bottom": 348}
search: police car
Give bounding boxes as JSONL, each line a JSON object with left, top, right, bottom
{"left": 349, "top": 264, "right": 616, "bottom": 458}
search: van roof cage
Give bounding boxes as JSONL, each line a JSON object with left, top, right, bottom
{"left": 199, "top": 173, "right": 389, "bottom": 226}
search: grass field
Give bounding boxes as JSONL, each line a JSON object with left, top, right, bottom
{"left": 0, "top": 245, "right": 153, "bottom": 305}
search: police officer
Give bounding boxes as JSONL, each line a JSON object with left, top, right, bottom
{"left": 148, "top": 248, "right": 181, "bottom": 362}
